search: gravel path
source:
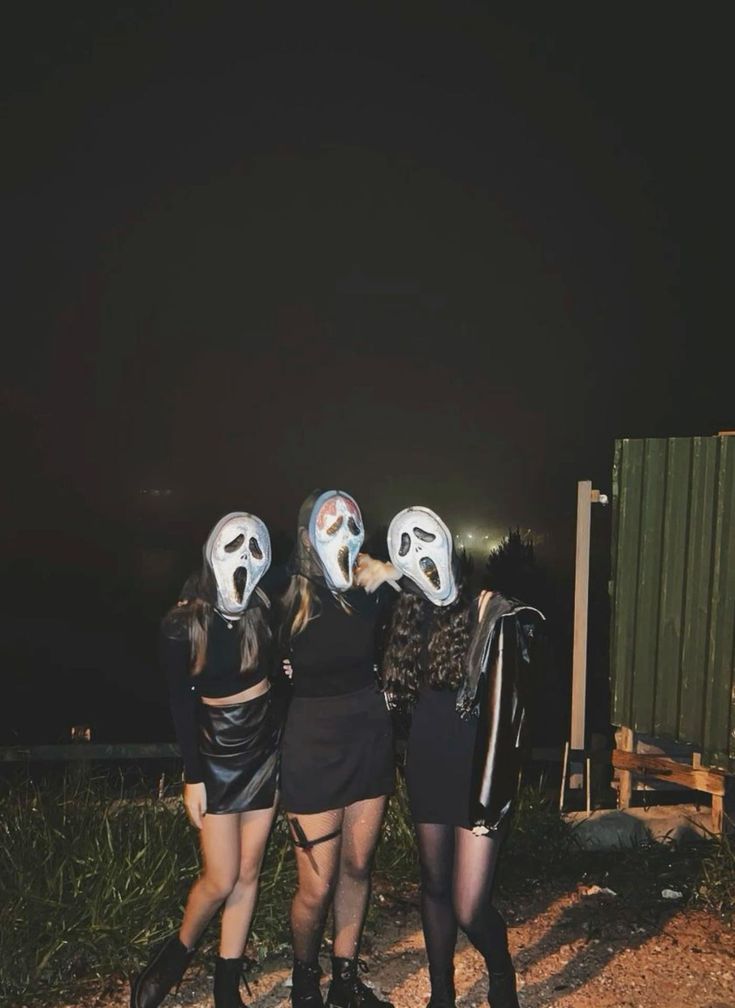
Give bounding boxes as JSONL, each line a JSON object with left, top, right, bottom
{"left": 60, "top": 882, "right": 735, "bottom": 1008}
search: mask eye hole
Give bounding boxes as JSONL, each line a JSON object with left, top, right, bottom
{"left": 398, "top": 532, "right": 411, "bottom": 557}
{"left": 326, "top": 515, "right": 344, "bottom": 536}
{"left": 347, "top": 517, "right": 361, "bottom": 536}
{"left": 224, "top": 534, "right": 245, "bottom": 553}
{"left": 413, "top": 527, "right": 436, "bottom": 543}
{"left": 249, "top": 537, "right": 263, "bottom": 560}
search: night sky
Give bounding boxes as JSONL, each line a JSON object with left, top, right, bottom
{"left": 2, "top": 5, "right": 732, "bottom": 741}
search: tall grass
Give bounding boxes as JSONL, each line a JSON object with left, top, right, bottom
{"left": 1, "top": 770, "right": 732, "bottom": 1005}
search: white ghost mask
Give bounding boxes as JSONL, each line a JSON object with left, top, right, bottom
{"left": 387, "top": 506, "right": 458, "bottom": 606}
{"left": 308, "top": 491, "right": 364, "bottom": 592}
{"left": 205, "top": 512, "right": 271, "bottom": 616}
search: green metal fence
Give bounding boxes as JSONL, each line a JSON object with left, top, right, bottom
{"left": 610, "top": 434, "right": 735, "bottom": 772}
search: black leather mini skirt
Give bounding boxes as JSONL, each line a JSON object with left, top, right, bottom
{"left": 197, "top": 689, "right": 280, "bottom": 814}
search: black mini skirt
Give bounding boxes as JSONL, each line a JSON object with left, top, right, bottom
{"left": 280, "top": 684, "right": 395, "bottom": 814}
{"left": 198, "top": 689, "right": 280, "bottom": 815}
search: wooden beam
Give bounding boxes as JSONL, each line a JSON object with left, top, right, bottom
{"left": 617, "top": 726, "right": 635, "bottom": 809}
{"left": 612, "top": 750, "right": 726, "bottom": 796}
{"left": 570, "top": 480, "right": 592, "bottom": 779}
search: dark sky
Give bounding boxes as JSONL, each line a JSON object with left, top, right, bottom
{"left": 3, "top": 3, "right": 732, "bottom": 575}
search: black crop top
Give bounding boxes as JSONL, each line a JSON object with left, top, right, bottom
{"left": 161, "top": 611, "right": 270, "bottom": 783}
{"left": 286, "top": 583, "right": 394, "bottom": 698}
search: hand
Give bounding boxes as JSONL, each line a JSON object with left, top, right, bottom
{"left": 183, "top": 782, "right": 207, "bottom": 829}
{"left": 282, "top": 658, "right": 293, "bottom": 680}
{"left": 354, "top": 553, "right": 399, "bottom": 593}
{"left": 478, "top": 589, "right": 494, "bottom": 622}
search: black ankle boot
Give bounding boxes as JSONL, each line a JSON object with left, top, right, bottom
{"left": 487, "top": 963, "right": 519, "bottom": 1008}
{"left": 426, "top": 964, "right": 455, "bottom": 1007}
{"left": 326, "top": 956, "right": 394, "bottom": 1008}
{"left": 291, "top": 957, "right": 324, "bottom": 1007}
{"left": 213, "top": 956, "right": 251, "bottom": 1008}
{"left": 130, "top": 935, "right": 195, "bottom": 1008}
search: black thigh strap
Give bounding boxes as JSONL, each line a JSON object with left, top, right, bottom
{"left": 289, "top": 816, "right": 342, "bottom": 850}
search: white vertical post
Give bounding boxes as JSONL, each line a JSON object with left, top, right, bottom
{"left": 570, "top": 480, "right": 592, "bottom": 787}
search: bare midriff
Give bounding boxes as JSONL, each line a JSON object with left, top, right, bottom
{"left": 200, "top": 678, "right": 270, "bottom": 706}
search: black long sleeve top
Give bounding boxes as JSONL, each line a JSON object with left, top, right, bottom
{"left": 286, "top": 583, "right": 394, "bottom": 697}
{"left": 160, "top": 612, "right": 271, "bottom": 783}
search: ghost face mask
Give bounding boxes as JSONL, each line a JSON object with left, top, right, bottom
{"left": 204, "top": 512, "right": 271, "bottom": 616}
{"left": 308, "top": 491, "right": 364, "bottom": 592}
{"left": 387, "top": 506, "right": 458, "bottom": 606}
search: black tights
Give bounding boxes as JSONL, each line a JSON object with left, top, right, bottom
{"left": 415, "top": 821, "right": 510, "bottom": 992}
{"left": 289, "top": 796, "right": 387, "bottom": 963}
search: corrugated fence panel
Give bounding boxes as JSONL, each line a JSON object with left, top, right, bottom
{"left": 610, "top": 434, "right": 735, "bottom": 771}
{"left": 702, "top": 436, "right": 735, "bottom": 767}
{"left": 653, "top": 438, "right": 691, "bottom": 737}
{"left": 678, "top": 438, "right": 718, "bottom": 744}
{"left": 610, "top": 439, "right": 643, "bottom": 729}
{"left": 631, "top": 440, "right": 667, "bottom": 734}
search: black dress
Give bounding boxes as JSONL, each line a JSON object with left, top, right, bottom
{"left": 280, "top": 584, "right": 395, "bottom": 814}
{"left": 405, "top": 683, "right": 478, "bottom": 828}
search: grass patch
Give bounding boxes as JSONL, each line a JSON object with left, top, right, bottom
{"left": 1, "top": 771, "right": 732, "bottom": 1005}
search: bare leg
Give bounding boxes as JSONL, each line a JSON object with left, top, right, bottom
{"left": 219, "top": 802, "right": 278, "bottom": 957}
{"left": 332, "top": 795, "right": 387, "bottom": 959}
{"left": 288, "top": 808, "right": 345, "bottom": 962}
{"left": 178, "top": 813, "right": 241, "bottom": 950}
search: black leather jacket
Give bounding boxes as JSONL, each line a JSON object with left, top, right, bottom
{"left": 459, "top": 593, "right": 545, "bottom": 831}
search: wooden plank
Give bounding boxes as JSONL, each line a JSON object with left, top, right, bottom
{"left": 612, "top": 750, "right": 726, "bottom": 796}
{"left": 712, "top": 794, "right": 724, "bottom": 835}
{"left": 617, "top": 726, "right": 635, "bottom": 809}
{"left": 571, "top": 480, "right": 592, "bottom": 755}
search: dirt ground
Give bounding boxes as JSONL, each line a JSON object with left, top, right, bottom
{"left": 62, "top": 880, "right": 735, "bottom": 1008}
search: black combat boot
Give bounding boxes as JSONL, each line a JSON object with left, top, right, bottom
{"left": 213, "top": 955, "right": 252, "bottom": 1008}
{"left": 130, "top": 935, "right": 195, "bottom": 1008}
{"left": 291, "top": 957, "right": 324, "bottom": 1007}
{"left": 487, "top": 963, "right": 519, "bottom": 1008}
{"left": 426, "top": 963, "right": 456, "bottom": 1007}
{"left": 326, "top": 956, "right": 394, "bottom": 1008}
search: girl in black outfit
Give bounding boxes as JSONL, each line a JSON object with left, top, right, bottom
{"left": 279, "top": 490, "right": 395, "bottom": 1008}
{"left": 363, "top": 506, "right": 538, "bottom": 1008}
{"left": 131, "top": 512, "right": 280, "bottom": 1008}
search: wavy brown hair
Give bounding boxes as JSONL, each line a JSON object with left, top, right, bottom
{"left": 165, "top": 597, "right": 271, "bottom": 675}
{"left": 382, "top": 590, "right": 471, "bottom": 700}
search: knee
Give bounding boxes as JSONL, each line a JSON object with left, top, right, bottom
{"left": 421, "top": 868, "right": 452, "bottom": 905}
{"left": 295, "top": 878, "right": 334, "bottom": 916}
{"left": 341, "top": 852, "right": 372, "bottom": 885}
{"left": 198, "top": 868, "right": 238, "bottom": 903}
{"left": 236, "top": 855, "right": 264, "bottom": 890}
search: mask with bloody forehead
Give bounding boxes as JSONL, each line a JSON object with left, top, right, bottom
{"left": 307, "top": 490, "right": 364, "bottom": 591}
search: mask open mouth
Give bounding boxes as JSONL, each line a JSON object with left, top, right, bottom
{"left": 233, "top": 566, "right": 248, "bottom": 604}
{"left": 419, "top": 556, "right": 440, "bottom": 591}
{"left": 337, "top": 545, "right": 350, "bottom": 580}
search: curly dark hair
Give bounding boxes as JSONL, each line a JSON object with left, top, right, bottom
{"left": 382, "top": 589, "right": 472, "bottom": 700}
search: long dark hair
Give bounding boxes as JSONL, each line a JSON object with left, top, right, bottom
{"left": 164, "top": 598, "right": 271, "bottom": 675}
{"left": 382, "top": 589, "right": 472, "bottom": 700}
